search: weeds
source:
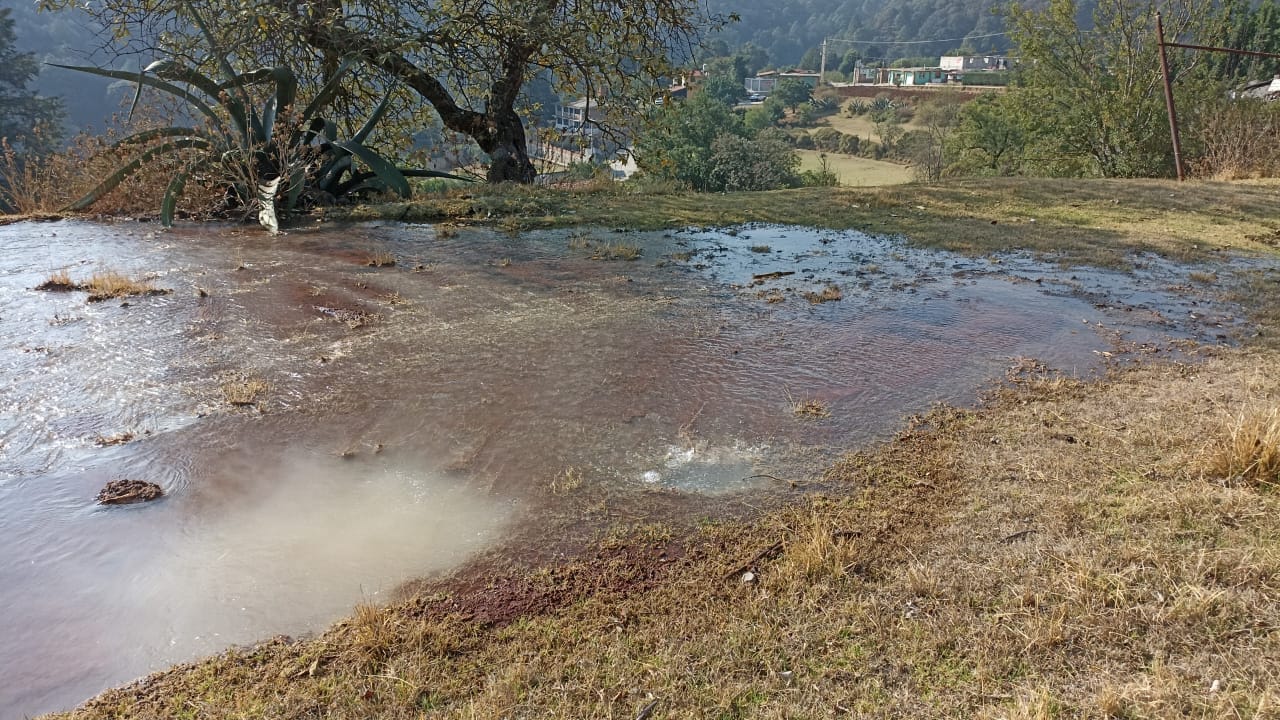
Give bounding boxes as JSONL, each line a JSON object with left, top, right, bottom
{"left": 590, "top": 242, "right": 642, "bottom": 261}
{"left": 1205, "top": 405, "right": 1280, "bottom": 488}
{"left": 749, "top": 245, "right": 772, "bottom": 253}
{"left": 84, "top": 272, "right": 169, "bottom": 302}
{"left": 221, "top": 377, "right": 268, "bottom": 407}
{"left": 802, "top": 284, "right": 843, "bottom": 304}
{"left": 786, "top": 389, "right": 831, "bottom": 418}
{"left": 547, "top": 467, "right": 585, "bottom": 495}
{"left": 366, "top": 251, "right": 396, "bottom": 268}
{"left": 36, "top": 270, "right": 81, "bottom": 292}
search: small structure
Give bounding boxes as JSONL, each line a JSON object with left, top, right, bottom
{"left": 778, "top": 70, "right": 821, "bottom": 88}
{"left": 1235, "top": 76, "right": 1280, "bottom": 100}
{"left": 745, "top": 70, "right": 778, "bottom": 95}
{"left": 939, "top": 55, "right": 1017, "bottom": 72}
{"left": 876, "top": 67, "right": 948, "bottom": 86}
{"left": 745, "top": 69, "right": 822, "bottom": 96}
{"left": 554, "top": 98, "right": 605, "bottom": 133}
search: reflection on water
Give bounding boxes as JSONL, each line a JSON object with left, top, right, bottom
{"left": 0, "top": 219, "right": 1254, "bottom": 718}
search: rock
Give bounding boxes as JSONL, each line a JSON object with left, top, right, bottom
{"left": 96, "top": 479, "right": 164, "bottom": 505}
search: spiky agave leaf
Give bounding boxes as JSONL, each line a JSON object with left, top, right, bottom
{"left": 64, "top": 137, "right": 214, "bottom": 211}
{"left": 47, "top": 64, "right": 229, "bottom": 140}
{"left": 160, "top": 156, "right": 214, "bottom": 227}
{"left": 330, "top": 140, "right": 411, "bottom": 198}
{"left": 299, "top": 58, "right": 356, "bottom": 127}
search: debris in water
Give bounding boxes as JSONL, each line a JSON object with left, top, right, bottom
{"left": 96, "top": 479, "right": 163, "bottom": 505}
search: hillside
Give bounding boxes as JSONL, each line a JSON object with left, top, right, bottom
{"left": 7, "top": 4, "right": 125, "bottom": 134}
{"left": 706, "top": 0, "right": 1017, "bottom": 67}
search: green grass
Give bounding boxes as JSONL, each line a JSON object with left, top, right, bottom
{"left": 796, "top": 149, "right": 914, "bottom": 186}
{"left": 326, "top": 178, "right": 1280, "bottom": 271}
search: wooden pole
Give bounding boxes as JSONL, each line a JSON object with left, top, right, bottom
{"left": 1156, "top": 12, "right": 1186, "bottom": 181}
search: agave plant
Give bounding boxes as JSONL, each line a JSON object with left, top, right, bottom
{"left": 53, "top": 23, "right": 465, "bottom": 230}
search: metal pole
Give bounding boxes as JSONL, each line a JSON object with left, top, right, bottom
{"left": 1156, "top": 12, "right": 1186, "bottom": 181}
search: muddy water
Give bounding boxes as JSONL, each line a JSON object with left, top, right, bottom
{"left": 0, "top": 219, "right": 1253, "bottom": 717}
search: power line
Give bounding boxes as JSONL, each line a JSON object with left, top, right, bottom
{"left": 826, "top": 31, "right": 1011, "bottom": 46}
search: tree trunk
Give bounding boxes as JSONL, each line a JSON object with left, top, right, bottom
{"left": 477, "top": 109, "right": 536, "bottom": 184}
{"left": 290, "top": 1, "right": 539, "bottom": 184}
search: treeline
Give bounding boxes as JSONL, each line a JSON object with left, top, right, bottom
{"left": 705, "top": 0, "right": 1016, "bottom": 69}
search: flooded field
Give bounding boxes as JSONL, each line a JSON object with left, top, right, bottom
{"left": 0, "top": 218, "right": 1256, "bottom": 718}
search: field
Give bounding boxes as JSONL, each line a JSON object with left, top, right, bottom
{"left": 814, "top": 111, "right": 924, "bottom": 140}
{"left": 795, "top": 149, "right": 914, "bottom": 186}
{"left": 44, "top": 178, "right": 1280, "bottom": 720}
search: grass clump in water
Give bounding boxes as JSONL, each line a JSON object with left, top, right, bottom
{"left": 84, "top": 271, "right": 169, "bottom": 302}
{"left": 787, "top": 389, "right": 831, "bottom": 418}
{"left": 36, "top": 270, "right": 82, "bottom": 292}
{"left": 365, "top": 251, "right": 396, "bottom": 268}
{"left": 546, "top": 467, "right": 585, "bottom": 495}
{"left": 802, "top": 284, "right": 843, "bottom": 304}
{"left": 221, "top": 377, "right": 268, "bottom": 407}
{"left": 590, "top": 242, "right": 642, "bottom": 261}
{"left": 749, "top": 245, "right": 772, "bottom": 253}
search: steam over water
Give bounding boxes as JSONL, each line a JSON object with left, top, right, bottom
{"left": 0, "top": 219, "right": 1250, "bottom": 717}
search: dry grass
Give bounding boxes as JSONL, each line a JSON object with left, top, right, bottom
{"left": 35, "top": 270, "right": 81, "bottom": 292}
{"left": 787, "top": 389, "right": 832, "bottom": 419}
{"left": 1205, "top": 405, "right": 1280, "bottom": 488}
{"left": 795, "top": 149, "right": 916, "bottom": 187}
{"left": 2, "top": 106, "right": 222, "bottom": 217}
{"left": 749, "top": 244, "right": 772, "bottom": 253}
{"left": 365, "top": 251, "right": 396, "bottom": 267}
{"left": 546, "top": 466, "right": 585, "bottom": 495}
{"left": 83, "top": 272, "right": 169, "bottom": 302}
{"left": 220, "top": 377, "right": 268, "bottom": 407}
{"left": 802, "top": 283, "right": 843, "bottom": 304}
{"left": 93, "top": 432, "right": 135, "bottom": 447}
{"left": 590, "top": 242, "right": 642, "bottom": 261}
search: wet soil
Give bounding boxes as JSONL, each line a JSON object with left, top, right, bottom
{"left": 0, "top": 218, "right": 1269, "bottom": 720}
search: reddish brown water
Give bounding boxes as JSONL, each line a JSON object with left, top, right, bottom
{"left": 0, "top": 219, "right": 1250, "bottom": 717}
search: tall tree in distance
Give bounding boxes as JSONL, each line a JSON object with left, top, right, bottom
{"left": 0, "top": 7, "right": 65, "bottom": 158}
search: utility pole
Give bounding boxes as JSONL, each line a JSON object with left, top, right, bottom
{"left": 1155, "top": 12, "right": 1185, "bottom": 181}
{"left": 819, "top": 38, "right": 828, "bottom": 86}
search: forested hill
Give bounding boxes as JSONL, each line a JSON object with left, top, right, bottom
{"left": 706, "top": 0, "right": 1016, "bottom": 67}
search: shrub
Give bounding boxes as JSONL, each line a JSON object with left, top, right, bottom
{"left": 706, "top": 133, "right": 800, "bottom": 191}
{"left": 811, "top": 127, "right": 843, "bottom": 152}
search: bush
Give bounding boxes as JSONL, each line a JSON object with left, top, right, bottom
{"left": 811, "top": 127, "right": 843, "bottom": 152}
{"left": 846, "top": 99, "right": 868, "bottom": 116}
{"left": 838, "top": 133, "right": 861, "bottom": 155}
{"left": 793, "top": 104, "right": 820, "bottom": 126}
{"left": 706, "top": 132, "right": 800, "bottom": 191}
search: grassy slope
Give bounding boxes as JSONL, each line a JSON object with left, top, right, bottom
{"left": 51, "top": 179, "right": 1280, "bottom": 720}
{"left": 339, "top": 177, "right": 1280, "bottom": 269}
{"left": 795, "top": 149, "right": 914, "bottom": 186}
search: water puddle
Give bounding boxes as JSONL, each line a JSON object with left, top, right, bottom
{"left": 0, "top": 219, "right": 1262, "bottom": 718}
